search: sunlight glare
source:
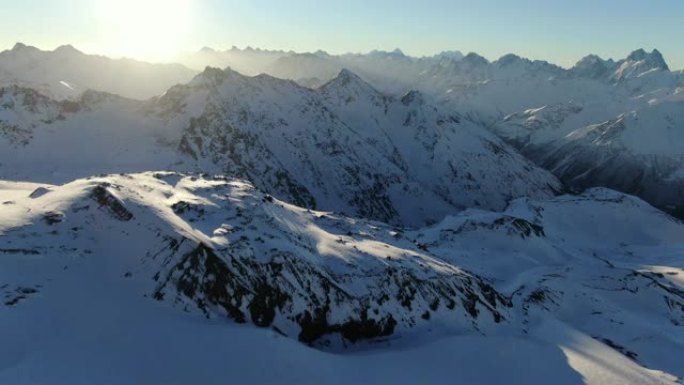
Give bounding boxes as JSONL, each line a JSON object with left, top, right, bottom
{"left": 96, "top": 0, "right": 194, "bottom": 62}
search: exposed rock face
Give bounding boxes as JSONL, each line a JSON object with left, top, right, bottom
{"left": 160, "top": 67, "right": 562, "bottom": 226}
{"left": 90, "top": 184, "right": 134, "bottom": 221}
{"left": 152, "top": 241, "right": 510, "bottom": 346}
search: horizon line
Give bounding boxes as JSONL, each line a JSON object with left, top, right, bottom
{"left": 1, "top": 41, "right": 680, "bottom": 72}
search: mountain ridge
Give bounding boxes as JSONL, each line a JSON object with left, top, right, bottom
{"left": 1, "top": 171, "right": 682, "bottom": 383}
{"left": 1, "top": 42, "right": 684, "bottom": 384}
{"left": 1, "top": 67, "right": 563, "bottom": 226}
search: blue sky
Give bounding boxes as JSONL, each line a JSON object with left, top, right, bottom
{"left": 0, "top": 0, "right": 682, "bottom": 68}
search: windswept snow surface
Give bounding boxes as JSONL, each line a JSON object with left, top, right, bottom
{"left": 0, "top": 172, "right": 682, "bottom": 385}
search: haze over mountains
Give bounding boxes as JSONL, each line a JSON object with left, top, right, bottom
{"left": 0, "top": 62, "right": 562, "bottom": 226}
{"left": 1, "top": 42, "right": 683, "bottom": 384}
{"left": 0, "top": 43, "right": 196, "bottom": 100}
{"left": 2, "top": 42, "right": 683, "bottom": 218}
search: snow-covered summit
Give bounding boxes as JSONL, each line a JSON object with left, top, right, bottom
{"left": 571, "top": 54, "right": 616, "bottom": 79}
{"left": 1, "top": 172, "right": 682, "bottom": 383}
{"left": 613, "top": 48, "right": 670, "bottom": 81}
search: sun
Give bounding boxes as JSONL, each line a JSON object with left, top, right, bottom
{"left": 96, "top": 0, "right": 194, "bottom": 62}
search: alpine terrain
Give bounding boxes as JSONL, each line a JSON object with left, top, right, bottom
{"left": 0, "top": 42, "right": 682, "bottom": 385}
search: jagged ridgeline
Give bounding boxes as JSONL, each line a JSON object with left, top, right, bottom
{"left": 0, "top": 65, "right": 562, "bottom": 227}
{"left": 1, "top": 44, "right": 684, "bottom": 383}
{"left": 1, "top": 173, "right": 514, "bottom": 347}
{"left": 3, "top": 44, "right": 682, "bottom": 221}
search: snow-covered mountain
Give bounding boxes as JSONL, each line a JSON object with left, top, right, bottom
{"left": 0, "top": 67, "right": 562, "bottom": 226}
{"left": 179, "top": 47, "right": 470, "bottom": 92}
{"left": 1, "top": 172, "right": 682, "bottom": 384}
{"left": 335, "top": 46, "right": 681, "bottom": 218}
{"left": 2, "top": 44, "right": 684, "bottom": 384}
{"left": 492, "top": 62, "right": 684, "bottom": 217}
{"left": 180, "top": 46, "right": 682, "bottom": 124}
{"left": 164, "top": 67, "right": 562, "bottom": 225}
{"left": 0, "top": 43, "right": 198, "bottom": 100}
{"left": 179, "top": 46, "right": 291, "bottom": 76}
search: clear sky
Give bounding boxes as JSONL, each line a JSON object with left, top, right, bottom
{"left": 0, "top": 0, "right": 682, "bottom": 69}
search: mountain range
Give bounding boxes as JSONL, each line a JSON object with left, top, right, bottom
{"left": 3, "top": 43, "right": 681, "bottom": 218}
{"left": 0, "top": 64, "right": 562, "bottom": 226}
{"left": 0, "top": 42, "right": 683, "bottom": 384}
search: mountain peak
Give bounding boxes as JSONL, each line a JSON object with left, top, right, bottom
{"left": 10, "top": 42, "right": 39, "bottom": 53}
{"left": 462, "top": 52, "right": 490, "bottom": 67}
{"left": 190, "top": 66, "right": 237, "bottom": 87}
{"left": 54, "top": 44, "right": 82, "bottom": 55}
{"left": 626, "top": 48, "right": 668, "bottom": 70}
{"left": 319, "top": 69, "right": 382, "bottom": 99}
{"left": 627, "top": 48, "right": 648, "bottom": 61}
{"left": 368, "top": 49, "right": 406, "bottom": 59}
{"left": 575, "top": 54, "right": 604, "bottom": 65}
{"left": 336, "top": 68, "right": 363, "bottom": 82}
{"left": 496, "top": 54, "right": 524, "bottom": 66}
{"left": 612, "top": 48, "right": 670, "bottom": 81}
{"left": 324, "top": 69, "right": 373, "bottom": 89}
{"left": 571, "top": 54, "right": 613, "bottom": 79}
{"left": 391, "top": 48, "right": 405, "bottom": 56}
{"left": 433, "top": 50, "right": 464, "bottom": 60}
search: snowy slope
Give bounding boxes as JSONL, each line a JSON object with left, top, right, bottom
{"left": 0, "top": 86, "right": 179, "bottom": 181}
{"left": 1, "top": 172, "right": 682, "bottom": 384}
{"left": 493, "top": 86, "right": 684, "bottom": 217}
{"left": 431, "top": 48, "right": 684, "bottom": 217}
{"left": 0, "top": 68, "right": 562, "bottom": 226}
{"left": 0, "top": 86, "right": 70, "bottom": 147}
{"left": 0, "top": 43, "right": 197, "bottom": 100}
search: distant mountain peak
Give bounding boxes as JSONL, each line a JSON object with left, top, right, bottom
{"left": 571, "top": 54, "right": 614, "bottom": 79}
{"left": 317, "top": 68, "right": 384, "bottom": 100}
{"left": 462, "top": 52, "right": 490, "bottom": 66}
{"left": 321, "top": 68, "right": 377, "bottom": 93}
{"left": 433, "top": 50, "right": 464, "bottom": 60}
{"left": 54, "top": 44, "right": 82, "bottom": 55}
{"left": 575, "top": 54, "right": 605, "bottom": 64}
{"left": 9, "top": 42, "right": 39, "bottom": 53}
{"left": 336, "top": 68, "right": 363, "bottom": 82}
{"left": 190, "top": 66, "right": 234, "bottom": 86}
{"left": 368, "top": 49, "right": 406, "bottom": 59}
{"left": 11, "top": 42, "right": 29, "bottom": 51}
{"left": 612, "top": 48, "right": 670, "bottom": 81}
{"left": 496, "top": 54, "right": 524, "bottom": 66}
{"left": 626, "top": 48, "right": 668, "bottom": 70}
